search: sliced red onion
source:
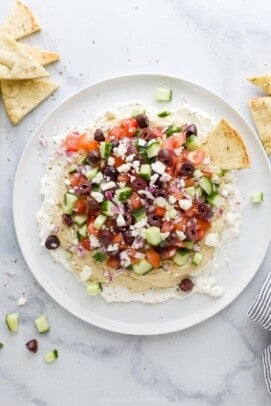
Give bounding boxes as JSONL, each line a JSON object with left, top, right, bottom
{"left": 146, "top": 186, "right": 156, "bottom": 194}
{"left": 71, "top": 130, "right": 80, "bottom": 135}
{"left": 55, "top": 148, "right": 65, "bottom": 157}
{"left": 49, "top": 224, "right": 59, "bottom": 233}
{"left": 111, "top": 204, "right": 124, "bottom": 214}
{"left": 105, "top": 190, "right": 114, "bottom": 200}
{"left": 39, "top": 136, "right": 48, "bottom": 148}
{"left": 132, "top": 236, "right": 144, "bottom": 249}
{"left": 103, "top": 270, "right": 113, "bottom": 281}
{"left": 114, "top": 268, "right": 124, "bottom": 276}
{"left": 169, "top": 186, "right": 180, "bottom": 194}
{"left": 67, "top": 244, "right": 77, "bottom": 253}
{"left": 76, "top": 245, "right": 86, "bottom": 257}
{"left": 219, "top": 208, "right": 224, "bottom": 215}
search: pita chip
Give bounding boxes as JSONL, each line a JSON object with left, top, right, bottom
{"left": 1, "top": 79, "right": 59, "bottom": 125}
{"left": 247, "top": 75, "right": 271, "bottom": 96}
{"left": 19, "top": 43, "right": 60, "bottom": 66}
{"left": 0, "top": 31, "right": 48, "bottom": 80}
{"left": 248, "top": 97, "right": 271, "bottom": 155}
{"left": 201, "top": 119, "right": 250, "bottom": 170}
{"left": 1, "top": 1, "right": 41, "bottom": 40}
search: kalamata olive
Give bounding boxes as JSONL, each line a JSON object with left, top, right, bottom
{"left": 131, "top": 177, "right": 147, "bottom": 191}
{"left": 107, "top": 250, "right": 120, "bottom": 258}
{"left": 93, "top": 128, "right": 105, "bottom": 142}
{"left": 140, "top": 128, "right": 156, "bottom": 141}
{"left": 135, "top": 114, "right": 149, "bottom": 128}
{"left": 155, "top": 242, "right": 168, "bottom": 254}
{"left": 154, "top": 188, "right": 167, "bottom": 198}
{"left": 179, "top": 161, "right": 194, "bottom": 177}
{"left": 123, "top": 230, "right": 135, "bottom": 245}
{"left": 157, "top": 148, "right": 176, "bottom": 166}
{"left": 98, "top": 230, "right": 114, "bottom": 245}
{"left": 103, "top": 166, "right": 118, "bottom": 181}
{"left": 74, "top": 181, "right": 91, "bottom": 195}
{"left": 122, "top": 213, "right": 132, "bottom": 227}
{"left": 87, "top": 150, "right": 101, "bottom": 164}
{"left": 25, "top": 339, "right": 38, "bottom": 353}
{"left": 111, "top": 139, "right": 119, "bottom": 148}
{"left": 185, "top": 225, "right": 198, "bottom": 241}
{"left": 179, "top": 278, "right": 194, "bottom": 292}
{"left": 184, "top": 124, "right": 198, "bottom": 137}
{"left": 62, "top": 214, "right": 73, "bottom": 227}
{"left": 45, "top": 235, "right": 60, "bottom": 250}
{"left": 127, "top": 143, "right": 139, "bottom": 156}
{"left": 197, "top": 203, "right": 213, "bottom": 219}
{"left": 148, "top": 213, "right": 162, "bottom": 227}
{"left": 167, "top": 232, "right": 179, "bottom": 245}
{"left": 87, "top": 196, "right": 100, "bottom": 213}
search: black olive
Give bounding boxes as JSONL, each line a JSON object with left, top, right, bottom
{"left": 122, "top": 213, "right": 132, "bottom": 227}
{"left": 87, "top": 196, "right": 100, "bottom": 213}
{"left": 93, "top": 129, "right": 105, "bottom": 142}
{"left": 111, "top": 139, "right": 119, "bottom": 148}
{"left": 179, "top": 161, "right": 194, "bottom": 177}
{"left": 154, "top": 188, "right": 167, "bottom": 198}
{"left": 184, "top": 124, "right": 198, "bottom": 137}
{"left": 87, "top": 150, "right": 101, "bottom": 164}
{"left": 62, "top": 214, "right": 73, "bottom": 227}
{"left": 130, "top": 177, "right": 147, "bottom": 191}
{"left": 185, "top": 225, "right": 198, "bottom": 241}
{"left": 155, "top": 242, "right": 168, "bottom": 254}
{"left": 74, "top": 181, "right": 91, "bottom": 195}
{"left": 135, "top": 114, "right": 149, "bottom": 128}
{"left": 103, "top": 166, "right": 118, "bottom": 181}
{"left": 123, "top": 230, "right": 135, "bottom": 245}
{"left": 167, "top": 232, "right": 179, "bottom": 245}
{"left": 157, "top": 148, "right": 176, "bottom": 166}
{"left": 98, "top": 230, "right": 114, "bottom": 246}
{"left": 45, "top": 235, "right": 60, "bottom": 250}
{"left": 197, "top": 203, "right": 213, "bottom": 220}
{"left": 140, "top": 128, "right": 156, "bottom": 141}
{"left": 148, "top": 213, "right": 162, "bottom": 227}
{"left": 179, "top": 278, "right": 194, "bottom": 292}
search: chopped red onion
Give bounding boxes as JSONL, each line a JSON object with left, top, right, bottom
{"left": 170, "top": 186, "right": 180, "bottom": 194}
{"left": 132, "top": 236, "right": 144, "bottom": 249}
{"left": 103, "top": 270, "right": 113, "bottom": 281}
{"left": 67, "top": 244, "right": 77, "bottom": 253}
{"left": 111, "top": 205, "right": 124, "bottom": 214}
{"left": 49, "top": 224, "right": 59, "bottom": 233}
{"left": 114, "top": 268, "right": 124, "bottom": 276}
{"left": 134, "top": 252, "right": 145, "bottom": 259}
{"left": 71, "top": 130, "right": 80, "bottom": 135}
{"left": 77, "top": 245, "right": 86, "bottom": 257}
{"left": 39, "top": 136, "right": 48, "bottom": 148}
{"left": 105, "top": 190, "right": 114, "bottom": 200}
{"left": 219, "top": 208, "right": 224, "bottom": 215}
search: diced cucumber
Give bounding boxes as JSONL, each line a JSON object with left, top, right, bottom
{"left": 165, "top": 125, "right": 181, "bottom": 137}
{"left": 63, "top": 205, "right": 73, "bottom": 215}
{"left": 185, "top": 135, "right": 201, "bottom": 150}
{"left": 147, "top": 141, "right": 161, "bottom": 158}
{"left": 0, "top": 343, "right": 3, "bottom": 349}
{"left": 184, "top": 240, "right": 195, "bottom": 250}
{"left": 68, "top": 164, "right": 77, "bottom": 174}
{"left": 132, "top": 259, "right": 153, "bottom": 275}
{"left": 5, "top": 313, "right": 19, "bottom": 332}
{"left": 140, "top": 164, "right": 152, "bottom": 180}
{"left": 86, "top": 281, "right": 103, "bottom": 295}
{"left": 185, "top": 186, "right": 196, "bottom": 197}
{"left": 251, "top": 192, "right": 263, "bottom": 203}
{"left": 64, "top": 193, "right": 79, "bottom": 208}
{"left": 195, "top": 187, "right": 203, "bottom": 199}
{"left": 207, "top": 192, "right": 221, "bottom": 207}
{"left": 116, "top": 187, "right": 132, "bottom": 202}
{"left": 35, "top": 315, "right": 50, "bottom": 334}
{"left": 86, "top": 167, "right": 99, "bottom": 180}
{"left": 44, "top": 349, "right": 58, "bottom": 363}
{"left": 157, "top": 110, "right": 171, "bottom": 117}
{"left": 145, "top": 226, "right": 162, "bottom": 246}
{"left": 101, "top": 200, "right": 115, "bottom": 216}
{"left": 92, "top": 250, "right": 107, "bottom": 262}
{"left": 73, "top": 214, "right": 87, "bottom": 226}
{"left": 198, "top": 176, "right": 213, "bottom": 196}
{"left": 156, "top": 87, "right": 172, "bottom": 102}
{"left": 100, "top": 142, "right": 112, "bottom": 159}
{"left": 193, "top": 169, "right": 203, "bottom": 179}
{"left": 216, "top": 167, "right": 224, "bottom": 177}
{"left": 173, "top": 249, "right": 190, "bottom": 266}
{"left": 93, "top": 214, "right": 107, "bottom": 229}
{"left": 79, "top": 155, "right": 88, "bottom": 164}
{"left": 192, "top": 252, "right": 203, "bottom": 266}
{"left": 132, "top": 207, "right": 146, "bottom": 221}
{"left": 77, "top": 223, "right": 88, "bottom": 240}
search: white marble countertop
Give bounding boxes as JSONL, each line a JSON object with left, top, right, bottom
{"left": 1, "top": 0, "right": 271, "bottom": 404}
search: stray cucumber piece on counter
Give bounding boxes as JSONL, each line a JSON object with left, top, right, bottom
{"left": 156, "top": 87, "right": 172, "bottom": 102}
{"left": 5, "top": 313, "right": 19, "bottom": 332}
{"left": 192, "top": 252, "right": 203, "bottom": 266}
{"left": 35, "top": 315, "right": 50, "bottom": 334}
{"left": 44, "top": 349, "right": 58, "bottom": 363}
{"left": 86, "top": 281, "right": 103, "bottom": 295}
{"left": 157, "top": 110, "right": 171, "bottom": 117}
{"left": 251, "top": 192, "right": 263, "bottom": 203}
{"left": 0, "top": 342, "right": 4, "bottom": 349}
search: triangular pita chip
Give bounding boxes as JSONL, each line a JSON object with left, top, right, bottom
{"left": 247, "top": 75, "right": 271, "bottom": 96}
{"left": 248, "top": 97, "right": 271, "bottom": 155}
{"left": 1, "top": 1, "right": 41, "bottom": 40}
{"left": 0, "top": 31, "right": 48, "bottom": 80}
{"left": 1, "top": 79, "right": 59, "bottom": 125}
{"left": 201, "top": 119, "right": 250, "bottom": 170}
{"left": 19, "top": 43, "right": 59, "bottom": 66}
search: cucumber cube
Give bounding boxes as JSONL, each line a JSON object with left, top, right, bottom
{"left": 5, "top": 313, "right": 19, "bottom": 332}
{"left": 115, "top": 187, "right": 132, "bottom": 202}
{"left": 35, "top": 315, "right": 50, "bottom": 334}
{"left": 86, "top": 281, "right": 103, "bottom": 295}
{"left": 185, "top": 135, "right": 201, "bottom": 150}
{"left": 157, "top": 110, "right": 171, "bottom": 117}
{"left": 86, "top": 167, "right": 99, "bottom": 180}
{"left": 145, "top": 226, "right": 162, "bottom": 246}
{"left": 44, "top": 349, "right": 58, "bottom": 363}
{"left": 192, "top": 252, "right": 203, "bottom": 266}
{"left": 132, "top": 207, "right": 146, "bottom": 221}
{"left": 173, "top": 249, "right": 190, "bottom": 266}
{"left": 251, "top": 192, "right": 263, "bottom": 203}
{"left": 93, "top": 214, "right": 107, "bottom": 229}
{"left": 73, "top": 214, "right": 87, "bottom": 226}
{"left": 132, "top": 259, "right": 153, "bottom": 274}
{"left": 100, "top": 142, "right": 112, "bottom": 159}
{"left": 140, "top": 164, "right": 152, "bottom": 180}
{"left": 165, "top": 125, "right": 181, "bottom": 137}
{"left": 92, "top": 250, "right": 107, "bottom": 262}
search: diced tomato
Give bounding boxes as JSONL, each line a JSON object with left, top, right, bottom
{"left": 172, "top": 190, "right": 184, "bottom": 200}
{"left": 161, "top": 221, "right": 172, "bottom": 233}
{"left": 78, "top": 135, "right": 99, "bottom": 152}
{"left": 154, "top": 206, "right": 166, "bottom": 217}
{"left": 184, "top": 207, "right": 196, "bottom": 217}
{"left": 130, "top": 192, "right": 142, "bottom": 209}
{"left": 114, "top": 156, "right": 125, "bottom": 167}
{"left": 117, "top": 173, "right": 130, "bottom": 183}
{"left": 179, "top": 149, "right": 189, "bottom": 161}
{"left": 197, "top": 228, "right": 205, "bottom": 240}
{"left": 74, "top": 199, "right": 87, "bottom": 214}
{"left": 166, "top": 166, "right": 175, "bottom": 177}
{"left": 185, "top": 178, "right": 195, "bottom": 187}
{"left": 201, "top": 167, "right": 213, "bottom": 178}
{"left": 163, "top": 133, "right": 186, "bottom": 150}
{"left": 145, "top": 249, "right": 161, "bottom": 268}
{"left": 112, "top": 233, "right": 123, "bottom": 244}
{"left": 65, "top": 133, "right": 80, "bottom": 152}
{"left": 69, "top": 172, "right": 86, "bottom": 187}
{"left": 197, "top": 218, "right": 211, "bottom": 231}
{"left": 108, "top": 126, "right": 126, "bottom": 139}
{"left": 162, "top": 247, "right": 177, "bottom": 259}
{"left": 127, "top": 248, "right": 138, "bottom": 263}
{"left": 190, "top": 149, "right": 205, "bottom": 166}
{"left": 121, "top": 118, "right": 139, "bottom": 137}
{"left": 106, "top": 257, "right": 120, "bottom": 269}
{"left": 173, "top": 218, "right": 188, "bottom": 231}
{"left": 87, "top": 219, "right": 99, "bottom": 236}
{"left": 81, "top": 238, "right": 91, "bottom": 250}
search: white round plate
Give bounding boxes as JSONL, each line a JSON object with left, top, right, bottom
{"left": 13, "top": 74, "right": 271, "bottom": 335}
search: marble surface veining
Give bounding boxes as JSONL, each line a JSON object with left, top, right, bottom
{"left": 0, "top": 0, "right": 271, "bottom": 405}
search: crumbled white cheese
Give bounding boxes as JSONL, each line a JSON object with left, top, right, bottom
{"left": 107, "top": 156, "right": 115, "bottom": 166}
{"left": 92, "top": 172, "right": 103, "bottom": 184}
{"left": 80, "top": 265, "right": 93, "bottom": 282}
{"left": 126, "top": 154, "right": 135, "bottom": 162}
{"left": 101, "top": 181, "right": 116, "bottom": 191}
{"left": 137, "top": 139, "right": 146, "bottom": 146}
{"left": 160, "top": 173, "right": 172, "bottom": 182}
{"left": 168, "top": 195, "right": 177, "bottom": 204}
{"left": 89, "top": 235, "right": 100, "bottom": 248}
{"left": 161, "top": 232, "right": 170, "bottom": 240}
{"left": 117, "top": 163, "right": 131, "bottom": 173}
{"left": 168, "top": 207, "right": 178, "bottom": 219}
{"left": 118, "top": 181, "right": 126, "bottom": 188}
{"left": 64, "top": 178, "right": 71, "bottom": 185}
{"left": 130, "top": 175, "right": 136, "bottom": 182}
{"left": 116, "top": 214, "right": 126, "bottom": 227}
{"left": 205, "top": 232, "right": 219, "bottom": 247}
{"left": 17, "top": 297, "right": 27, "bottom": 306}
{"left": 150, "top": 173, "right": 159, "bottom": 185}
{"left": 154, "top": 197, "right": 167, "bottom": 207}
{"left": 91, "top": 191, "right": 104, "bottom": 203}
{"left": 132, "top": 160, "right": 140, "bottom": 171}
{"left": 151, "top": 161, "right": 166, "bottom": 175}
{"left": 225, "top": 212, "right": 238, "bottom": 225}
{"left": 107, "top": 243, "right": 119, "bottom": 252}
{"left": 130, "top": 217, "right": 148, "bottom": 238}
{"left": 179, "top": 199, "right": 192, "bottom": 210}
{"left": 114, "top": 143, "right": 127, "bottom": 158}
{"left": 176, "top": 230, "right": 186, "bottom": 240}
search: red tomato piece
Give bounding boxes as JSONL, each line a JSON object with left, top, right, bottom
{"left": 81, "top": 238, "right": 91, "bottom": 250}
{"left": 65, "top": 133, "right": 80, "bottom": 152}
{"left": 69, "top": 172, "right": 87, "bottom": 187}
{"left": 74, "top": 199, "right": 87, "bottom": 214}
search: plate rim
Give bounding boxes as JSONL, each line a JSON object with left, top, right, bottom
{"left": 13, "top": 73, "right": 271, "bottom": 335}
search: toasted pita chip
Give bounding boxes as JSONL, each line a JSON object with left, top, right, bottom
{"left": 247, "top": 75, "right": 271, "bottom": 95}
{"left": 1, "top": 79, "right": 59, "bottom": 125}
{"left": 0, "top": 31, "right": 48, "bottom": 80}
{"left": 1, "top": 1, "right": 41, "bottom": 40}
{"left": 248, "top": 97, "right": 271, "bottom": 155}
{"left": 201, "top": 119, "right": 250, "bottom": 170}
{"left": 19, "top": 43, "right": 59, "bottom": 66}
